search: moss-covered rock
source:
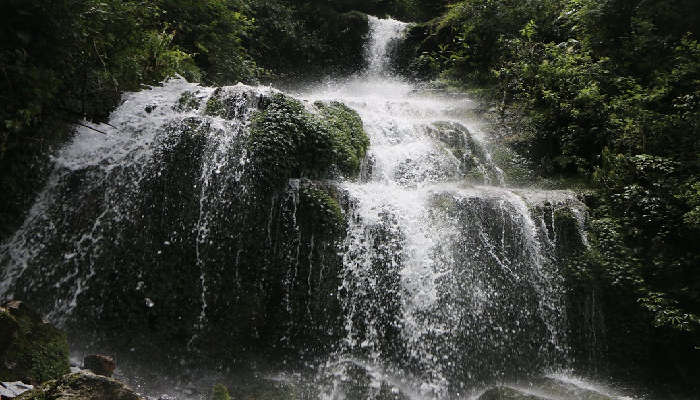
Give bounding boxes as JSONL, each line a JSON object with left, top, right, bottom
{"left": 315, "top": 101, "right": 370, "bottom": 176}
{"left": 248, "top": 94, "right": 369, "bottom": 187}
{"left": 299, "top": 182, "right": 345, "bottom": 235}
{"left": 82, "top": 355, "right": 115, "bottom": 377}
{"left": 204, "top": 86, "right": 264, "bottom": 119}
{"left": 2, "top": 84, "right": 363, "bottom": 374}
{"left": 16, "top": 372, "right": 142, "bottom": 400}
{"left": 175, "top": 90, "right": 202, "bottom": 112}
{"left": 0, "top": 301, "right": 70, "bottom": 385}
{"left": 211, "top": 384, "right": 231, "bottom": 400}
{"left": 219, "top": 374, "right": 317, "bottom": 400}
{"left": 248, "top": 94, "right": 329, "bottom": 185}
{"left": 425, "top": 121, "right": 502, "bottom": 184}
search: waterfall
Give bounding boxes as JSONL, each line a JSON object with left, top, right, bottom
{"left": 0, "top": 14, "right": 609, "bottom": 400}
{"left": 303, "top": 16, "right": 589, "bottom": 398}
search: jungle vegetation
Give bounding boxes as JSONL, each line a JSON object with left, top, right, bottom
{"left": 395, "top": 0, "right": 699, "bottom": 392}
{"left": 1, "top": 0, "right": 698, "bottom": 394}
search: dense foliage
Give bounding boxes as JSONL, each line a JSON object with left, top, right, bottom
{"left": 0, "top": 0, "right": 395, "bottom": 241}
{"left": 398, "top": 0, "right": 699, "bottom": 391}
{"left": 1, "top": 0, "right": 698, "bottom": 393}
{"left": 0, "top": 0, "right": 258, "bottom": 240}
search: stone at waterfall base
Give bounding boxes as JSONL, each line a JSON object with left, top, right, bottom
{"left": 0, "top": 301, "right": 70, "bottom": 384}
{"left": 478, "top": 381, "right": 616, "bottom": 400}
{"left": 478, "top": 387, "right": 545, "bottom": 400}
{"left": 15, "top": 371, "right": 143, "bottom": 400}
{"left": 83, "top": 355, "right": 115, "bottom": 377}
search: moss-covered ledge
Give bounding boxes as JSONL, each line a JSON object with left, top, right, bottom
{"left": 16, "top": 372, "right": 142, "bottom": 400}
{"left": 0, "top": 301, "right": 70, "bottom": 384}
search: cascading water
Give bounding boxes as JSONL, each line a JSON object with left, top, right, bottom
{"left": 0, "top": 13, "right": 631, "bottom": 400}
{"left": 303, "top": 16, "right": 593, "bottom": 399}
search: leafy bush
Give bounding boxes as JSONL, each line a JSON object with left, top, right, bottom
{"left": 155, "top": 0, "right": 259, "bottom": 84}
{"left": 247, "top": 0, "right": 370, "bottom": 79}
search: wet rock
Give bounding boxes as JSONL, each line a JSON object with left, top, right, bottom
{"left": 1, "top": 81, "right": 358, "bottom": 368}
{"left": 478, "top": 386, "right": 546, "bottom": 400}
{"left": 83, "top": 355, "right": 115, "bottom": 377}
{"left": 424, "top": 121, "right": 502, "bottom": 184}
{"left": 528, "top": 377, "right": 614, "bottom": 400}
{"left": 0, "top": 301, "right": 70, "bottom": 384}
{"left": 319, "top": 361, "right": 411, "bottom": 400}
{"left": 175, "top": 90, "right": 202, "bottom": 112}
{"left": 1, "top": 381, "right": 34, "bottom": 398}
{"left": 15, "top": 371, "right": 143, "bottom": 400}
{"left": 204, "top": 86, "right": 265, "bottom": 119}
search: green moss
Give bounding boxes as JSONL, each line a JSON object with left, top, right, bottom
{"left": 223, "top": 377, "right": 316, "bottom": 400}
{"left": 315, "top": 101, "right": 369, "bottom": 176}
{"left": 17, "top": 372, "right": 141, "bottom": 400}
{"left": 300, "top": 185, "right": 345, "bottom": 235}
{"left": 176, "top": 90, "right": 202, "bottom": 112}
{"left": 212, "top": 384, "right": 231, "bottom": 400}
{"left": 204, "top": 87, "right": 259, "bottom": 119}
{"left": 248, "top": 94, "right": 369, "bottom": 188}
{"left": 0, "top": 303, "right": 70, "bottom": 384}
{"left": 27, "top": 335, "right": 70, "bottom": 384}
{"left": 491, "top": 146, "right": 535, "bottom": 187}
{"left": 426, "top": 121, "right": 501, "bottom": 183}
{"left": 248, "top": 94, "right": 324, "bottom": 186}
{"left": 465, "top": 168, "right": 486, "bottom": 182}
{"left": 430, "top": 192, "right": 456, "bottom": 214}
{"left": 204, "top": 88, "right": 227, "bottom": 117}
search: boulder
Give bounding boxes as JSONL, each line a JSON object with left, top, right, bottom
{"left": 528, "top": 377, "right": 614, "bottom": 400}
{"left": 83, "top": 355, "right": 115, "bottom": 377}
{"left": 0, "top": 301, "right": 70, "bottom": 384}
{"left": 15, "top": 371, "right": 142, "bottom": 400}
{"left": 478, "top": 386, "right": 546, "bottom": 400}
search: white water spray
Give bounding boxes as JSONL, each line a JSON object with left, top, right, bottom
{"left": 304, "top": 17, "right": 591, "bottom": 398}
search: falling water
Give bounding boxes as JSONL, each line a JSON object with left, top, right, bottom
{"left": 0, "top": 14, "right": 623, "bottom": 400}
{"left": 302, "top": 16, "right": 591, "bottom": 398}
{"left": 0, "top": 81, "right": 274, "bottom": 324}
